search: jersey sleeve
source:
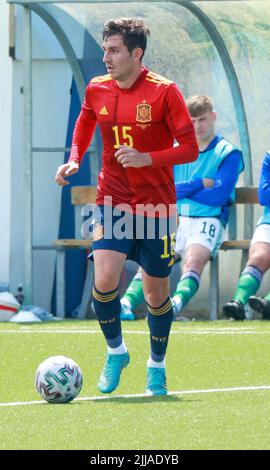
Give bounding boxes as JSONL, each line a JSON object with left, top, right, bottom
{"left": 164, "top": 83, "right": 195, "bottom": 138}
{"left": 149, "top": 83, "right": 198, "bottom": 168}
{"left": 69, "top": 83, "right": 97, "bottom": 164}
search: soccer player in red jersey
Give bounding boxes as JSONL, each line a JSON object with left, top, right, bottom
{"left": 55, "top": 18, "right": 198, "bottom": 395}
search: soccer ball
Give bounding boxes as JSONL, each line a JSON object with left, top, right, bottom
{"left": 35, "top": 356, "right": 83, "bottom": 403}
{"left": 0, "top": 291, "right": 20, "bottom": 321}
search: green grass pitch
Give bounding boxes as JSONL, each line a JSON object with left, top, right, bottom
{"left": 1, "top": 320, "right": 270, "bottom": 450}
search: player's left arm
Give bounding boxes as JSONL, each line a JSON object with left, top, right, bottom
{"left": 186, "top": 150, "right": 242, "bottom": 207}
{"left": 174, "top": 177, "right": 204, "bottom": 199}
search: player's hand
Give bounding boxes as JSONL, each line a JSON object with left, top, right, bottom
{"left": 202, "top": 178, "right": 215, "bottom": 188}
{"left": 55, "top": 161, "right": 79, "bottom": 186}
{"left": 115, "top": 146, "right": 152, "bottom": 168}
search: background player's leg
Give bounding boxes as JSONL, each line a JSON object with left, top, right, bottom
{"left": 223, "top": 242, "right": 269, "bottom": 320}
{"left": 172, "top": 244, "right": 210, "bottom": 318}
{"left": 121, "top": 267, "right": 143, "bottom": 320}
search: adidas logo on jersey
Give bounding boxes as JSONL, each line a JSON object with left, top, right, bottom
{"left": 99, "top": 106, "right": 109, "bottom": 115}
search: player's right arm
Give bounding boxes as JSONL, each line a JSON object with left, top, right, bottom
{"left": 174, "top": 177, "right": 214, "bottom": 200}
{"left": 185, "top": 151, "right": 242, "bottom": 207}
{"left": 149, "top": 83, "right": 199, "bottom": 168}
{"left": 55, "top": 83, "right": 97, "bottom": 186}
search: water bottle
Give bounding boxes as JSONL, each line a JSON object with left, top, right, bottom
{"left": 15, "top": 284, "right": 24, "bottom": 306}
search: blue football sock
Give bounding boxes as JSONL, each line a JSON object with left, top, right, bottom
{"left": 92, "top": 286, "right": 122, "bottom": 348}
{"left": 147, "top": 297, "right": 173, "bottom": 363}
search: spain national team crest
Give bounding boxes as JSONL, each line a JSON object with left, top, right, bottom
{"left": 136, "top": 103, "right": 152, "bottom": 123}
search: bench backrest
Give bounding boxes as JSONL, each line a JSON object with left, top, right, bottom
{"left": 228, "top": 187, "right": 258, "bottom": 240}
{"left": 71, "top": 186, "right": 259, "bottom": 205}
{"left": 71, "top": 186, "right": 259, "bottom": 240}
{"left": 71, "top": 186, "right": 97, "bottom": 205}
{"left": 235, "top": 187, "right": 258, "bottom": 204}
{"left": 71, "top": 186, "right": 97, "bottom": 238}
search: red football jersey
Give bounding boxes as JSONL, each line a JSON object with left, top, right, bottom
{"left": 69, "top": 67, "right": 198, "bottom": 214}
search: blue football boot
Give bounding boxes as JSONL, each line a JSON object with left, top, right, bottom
{"left": 98, "top": 351, "right": 130, "bottom": 393}
{"left": 146, "top": 367, "right": 167, "bottom": 396}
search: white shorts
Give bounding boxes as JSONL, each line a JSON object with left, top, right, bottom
{"left": 175, "top": 216, "right": 225, "bottom": 256}
{"left": 251, "top": 224, "right": 270, "bottom": 246}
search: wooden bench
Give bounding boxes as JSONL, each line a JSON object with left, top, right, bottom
{"left": 53, "top": 186, "right": 97, "bottom": 318}
{"left": 209, "top": 187, "right": 258, "bottom": 320}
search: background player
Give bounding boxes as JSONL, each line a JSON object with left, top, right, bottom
{"left": 55, "top": 18, "right": 198, "bottom": 395}
{"left": 223, "top": 150, "right": 270, "bottom": 320}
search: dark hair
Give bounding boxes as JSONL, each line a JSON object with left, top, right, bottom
{"left": 186, "top": 95, "right": 214, "bottom": 117}
{"left": 102, "top": 17, "right": 150, "bottom": 60}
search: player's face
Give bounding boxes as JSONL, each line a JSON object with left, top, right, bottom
{"left": 102, "top": 35, "right": 142, "bottom": 82}
{"left": 191, "top": 111, "right": 216, "bottom": 142}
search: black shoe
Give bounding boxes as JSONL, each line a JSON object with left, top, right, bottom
{"left": 248, "top": 296, "right": 270, "bottom": 320}
{"left": 222, "top": 300, "right": 245, "bottom": 321}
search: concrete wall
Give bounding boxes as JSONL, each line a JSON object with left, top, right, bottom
{"left": 8, "top": 6, "right": 72, "bottom": 309}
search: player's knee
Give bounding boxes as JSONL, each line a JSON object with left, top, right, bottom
{"left": 144, "top": 290, "right": 169, "bottom": 308}
{"left": 184, "top": 255, "right": 206, "bottom": 273}
{"left": 94, "top": 274, "right": 118, "bottom": 293}
{"left": 248, "top": 251, "right": 270, "bottom": 272}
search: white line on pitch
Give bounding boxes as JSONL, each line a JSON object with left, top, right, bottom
{"left": 1, "top": 385, "right": 270, "bottom": 408}
{"left": 0, "top": 329, "right": 269, "bottom": 335}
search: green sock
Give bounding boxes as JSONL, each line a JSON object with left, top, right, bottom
{"left": 174, "top": 271, "right": 200, "bottom": 307}
{"left": 122, "top": 279, "right": 144, "bottom": 310}
{"left": 233, "top": 267, "right": 262, "bottom": 305}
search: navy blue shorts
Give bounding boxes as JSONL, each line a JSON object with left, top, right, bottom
{"left": 91, "top": 205, "right": 176, "bottom": 278}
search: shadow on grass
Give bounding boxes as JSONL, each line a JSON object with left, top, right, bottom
{"left": 92, "top": 395, "right": 182, "bottom": 404}
{"left": 40, "top": 396, "right": 182, "bottom": 405}
{"left": 35, "top": 396, "right": 202, "bottom": 406}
